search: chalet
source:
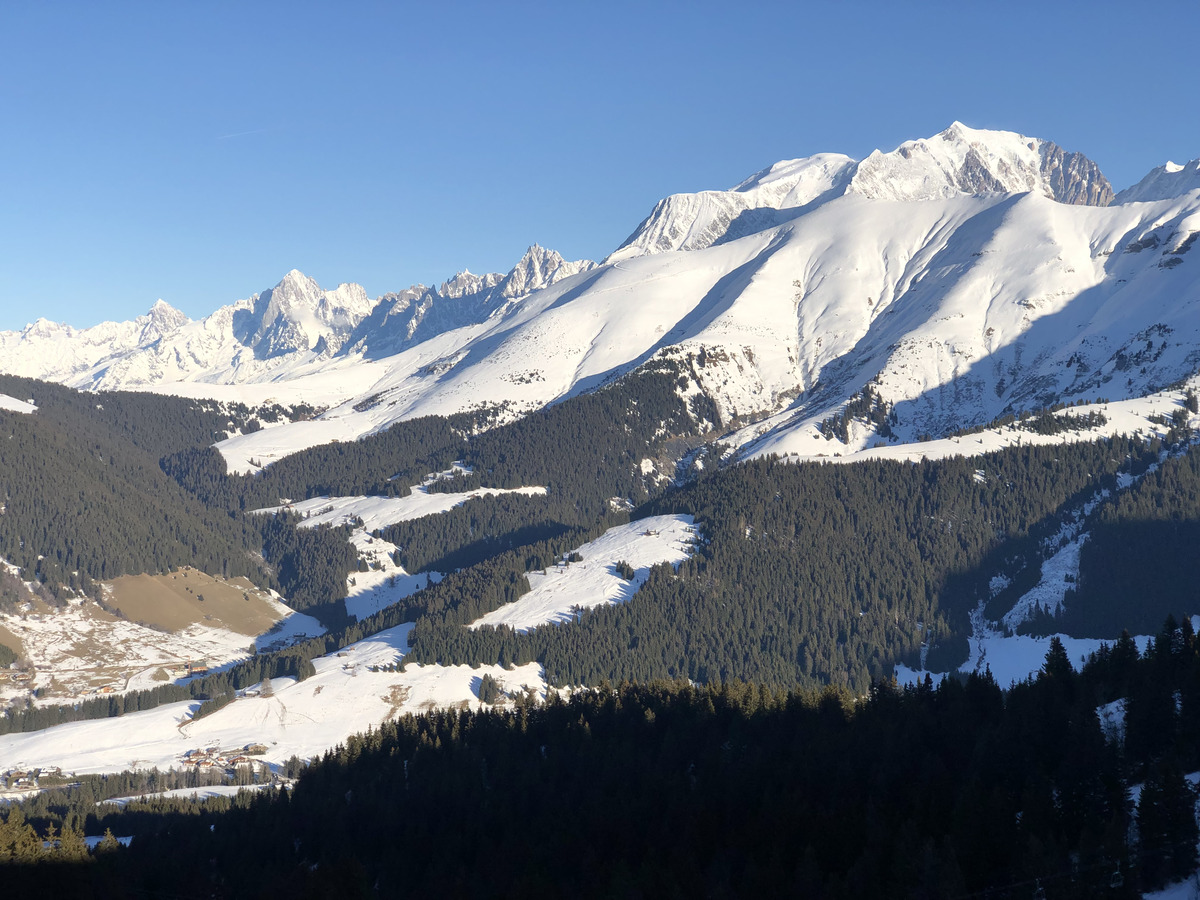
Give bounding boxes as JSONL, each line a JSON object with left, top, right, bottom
{"left": 244, "top": 744, "right": 268, "bottom": 754}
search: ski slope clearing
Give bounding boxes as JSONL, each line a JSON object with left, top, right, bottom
{"left": 0, "top": 393, "right": 36, "bottom": 414}
{"left": 0, "top": 624, "right": 548, "bottom": 777}
{"left": 0, "top": 575, "right": 322, "bottom": 705}
{"left": 256, "top": 484, "right": 546, "bottom": 533}
{"left": 470, "top": 515, "right": 696, "bottom": 633}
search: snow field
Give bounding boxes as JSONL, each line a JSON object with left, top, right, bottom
{"left": 254, "top": 484, "right": 546, "bottom": 533}
{"left": 470, "top": 514, "right": 696, "bottom": 633}
{"left": 0, "top": 393, "right": 36, "bottom": 414}
{"left": 746, "top": 385, "right": 1200, "bottom": 467}
{"left": 0, "top": 624, "right": 549, "bottom": 777}
{"left": 343, "top": 530, "right": 442, "bottom": 622}
{"left": 99, "top": 783, "right": 275, "bottom": 808}
{"left": 894, "top": 632, "right": 1156, "bottom": 690}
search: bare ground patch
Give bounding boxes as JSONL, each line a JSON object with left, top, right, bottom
{"left": 0, "top": 624, "right": 22, "bottom": 658}
{"left": 382, "top": 685, "right": 411, "bottom": 720}
{"left": 106, "top": 569, "right": 283, "bottom": 636}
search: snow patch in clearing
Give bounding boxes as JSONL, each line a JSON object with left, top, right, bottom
{"left": 343, "top": 529, "right": 442, "bottom": 622}
{"left": 0, "top": 393, "right": 36, "bottom": 414}
{"left": 896, "top": 631, "right": 1154, "bottom": 689}
{"left": 1001, "top": 535, "right": 1087, "bottom": 631}
{"left": 254, "top": 485, "right": 546, "bottom": 533}
{"left": 470, "top": 514, "right": 696, "bottom": 633}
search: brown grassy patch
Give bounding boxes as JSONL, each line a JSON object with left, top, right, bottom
{"left": 0, "top": 624, "right": 23, "bottom": 658}
{"left": 106, "top": 568, "right": 284, "bottom": 636}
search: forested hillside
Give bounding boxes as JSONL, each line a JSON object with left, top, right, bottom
{"left": 403, "top": 437, "right": 1176, "bottom": 691}
{"left": 5, "top": 618, "right": 1200, "bottom": 898}
{"left": 1060, "top": 444, "right": 1200, "bottom": 637}
{"left": 0, "top": 377, "right": 267, "bottom": 594}
{"left": 3, "top": 365, "right": 1199, "bottom": 738}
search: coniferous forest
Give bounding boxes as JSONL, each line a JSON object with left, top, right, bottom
{"left": 0, "top": 366, "right": 1198, "bottom": 895}
{"left": 3, "top": 621, "right": 1200, "bottom": 898}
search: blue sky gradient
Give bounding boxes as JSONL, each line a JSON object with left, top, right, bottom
{"left": 2, "top": 1, "right": 1197, "bottom": 331}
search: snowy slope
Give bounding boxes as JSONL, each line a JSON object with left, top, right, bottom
{"left": 469, "top": 515, "right": 696, "bottom": 632}
{"left": 1113, "top": 159, "right": 1200, "bottom": 204}
{"left": 254, "top": 485, "right": 546, "bottom": 533}
{"left": 606, "top": 153, "right": 856, "bottom": 262}
{"left": 0, "top": 625, "right": 548, "bottom": 776}
{"left": 0, "top": 393, "right": 36, "bottom": 414}
{"left": 6, "top": 124, "right": 1200, "bottom": 478}
{"left": 847, "top": 122, "right": 1112, "bottom": 205}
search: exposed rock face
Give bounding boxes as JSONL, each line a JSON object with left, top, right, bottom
{"left": 345, "top": 245, "right": 596, "bottom": 359}
{"left": 234, "top": 270, "right": 375, "bottom": 360}
{"left": 1039, "top": 142, "right": 1114, "bottom": 206}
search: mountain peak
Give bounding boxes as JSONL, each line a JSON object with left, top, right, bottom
{"left": 847, "top": 123, "right": 1113, "bottom": 206}
{"left": 607, "top": 153, "right": 856, "bottom": 263}
{"left": 1113, "top": 158, "right": 1200, "bottom": 204}
{"left": 500, "top": 245, "right": 594, "bottom": 299}
{"left": 143, "top": 299, "right": 188, "bottom": 337}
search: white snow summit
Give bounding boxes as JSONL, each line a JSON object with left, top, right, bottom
{"left": 4, "top": 122, "right": 1200, "bottom": 472}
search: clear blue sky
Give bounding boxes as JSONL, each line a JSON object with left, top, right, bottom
{"left": 2, "top": 1, "right": 1197, "bottom": 332}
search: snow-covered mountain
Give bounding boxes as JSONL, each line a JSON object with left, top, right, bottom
{"left": 342, "top": 245, "right": 596, "bottom": 359}
{"left": 0, "top": 248, "right": 593, "bottom": 394}
{"left": 0, "top": 299, "right": 188, "bottom": 382}
{"left": 1113, "top": 158, "right": 1200, "bottom": 204}
{"left": 606, "top": 153, "right": 856, "bottom": 262}
{"left": 845, "top": 122, "right": 1113, "bottom": 205}
{"left": 606, "top": 123, "right": 1112, "bottom": 264}
{"left": 5, "top": 122, "right": 1200, "bottom": 475}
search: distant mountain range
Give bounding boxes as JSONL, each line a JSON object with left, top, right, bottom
{"left": 4, "top": 122, "right": 1200, "bottom": 473}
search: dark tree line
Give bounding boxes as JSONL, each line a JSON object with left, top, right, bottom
{"left": 6, "top": 623, "right": 1200, "bottom": 897}
{"left": 405, "top": 439, "right": 1145, "bottom": 692}
{"left": 0, "top": 390, "right": 264, "bottom": 594}
{"left": 1054, "top": 440, "right": 1200, "bottom": 637}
